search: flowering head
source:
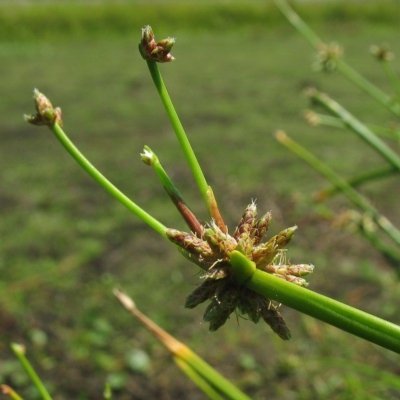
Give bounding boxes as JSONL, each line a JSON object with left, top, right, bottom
{"left": 370, "top": 44, "right": 394, "bottom": 62}
{"left": 314, "top": 42, "right": 343, "bottom": 72}
{"left": 167, "top": 201, "right": 314, "bottom": 339}
{"left": 139, "top": 25, "right": 175, "bottom": 63}
{"left": 24, "top": 89, "right": 63, "bottom": 127}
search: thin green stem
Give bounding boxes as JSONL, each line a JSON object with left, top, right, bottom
{"left": 382, "top": 60, "right": 400, "bottom": 100}
{"left": 274, "top": 0, "right": 400, "bottom": 117}
{"left": 276, "top": 131, "right": 400, "bottom": 246}
{"left": 273, "top": 0, "right": 322, "bottom": 48}
{"left": 317, "top": 165, "right": 396, "bottom": 200}
{"left": 145, "top": 61, "right": 210, "bottom": 215}
{"left": 305, "top": 111, "right": 400, "bottom": 140}
{"left": 141, "top": 146, "right": 203, "bottom": 236}
{"left": 230, "top": 251, "right": 400, "bottom": 354}
{"left": 11, "top": 343, "right": 53, "bottom": 400}
{"left": 50, "top": 123, "right": 167, "bottom": 237}
{"left": 309, "top": 90, "right": 400, "bottom": 172}
{"left": 335, "top": 60, "right": 400, "bottom": 117}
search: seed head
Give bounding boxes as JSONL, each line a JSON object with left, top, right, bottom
{"left": 24, "top": 89, "right": 63, "bottom": 127}
{"left": 139, "top": 25, "right": 175, "bottom": 63}
{"left": 169, "top": 201, "right": 314, "bottom": 339}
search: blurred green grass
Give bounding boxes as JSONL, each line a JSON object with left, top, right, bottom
{"left": 1, "top": 2, "right": 400, "bottom": 399}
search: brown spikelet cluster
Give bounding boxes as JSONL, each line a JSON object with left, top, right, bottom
{"left": 314, "top": 42, "right": 343, "bottom": 72}
{"left": 139, "top": 25, "right": 175, "bottom": 63}
{"left": 167, "top": 201, "right": 314, "bottom": 340}
{"left": 24, "top": 89, "right": 63, "bottom": 127}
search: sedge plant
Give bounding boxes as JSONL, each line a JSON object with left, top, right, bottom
{"left": 15, "top": 25, "right": 400, "bottom": 397}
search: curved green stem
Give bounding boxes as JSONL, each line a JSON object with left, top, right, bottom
{"left": 146, "top": 61, "right": 210, "bottom": 215}
{"left": 229, "top": 251, "right": 400, "bottom": 354}
{"left": 50, "top": 123, "right": 167, "bottom": 238}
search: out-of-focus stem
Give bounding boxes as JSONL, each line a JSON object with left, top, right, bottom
{"left": 316, "top": 165, "right": 396, "bottom": 200}
{"left": 276, "top": 130, "right": 400, "bottom": 246}
{"left": 173, "top": 357, "right": 225, "bottom": 400}
{"left": 1, "top": 385, "right": 24, "bottom": 400}
{"left": 382, "top": 60, "right": 400, "bottom": 99}
{"left": 304, "top": 110, "right": 400, "bottom": 140}
{"left": 10, "top": 344, "right": 53, "bottom": 400}
{"left": 50, "top": 123, "right": 167, "bottom": 238}
{"left": 113, "top": 289, "right": 251, "bottom": 400}
{"left": 308, "top": 90, "right": 400, "bottom": 173}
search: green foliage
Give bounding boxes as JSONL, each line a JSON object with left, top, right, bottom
{"left": 0, "top": 1, "right": 399, "bottom": 40}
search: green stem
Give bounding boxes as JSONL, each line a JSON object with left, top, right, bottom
{"left": 11, "top": 343, "right": 53, "bottom": 400}
{"left": 114, "top": 289, "right": 251, "bottom": 400}
{"left": 145, "top": 61, "right": 210, "bottom": 215}
{"left": 50, "top": 123, "right": 167, "bottom": 237}
{"left": 142, "top": 146, "right": 204, "bottom": 236}
{"left": 317, "top": 165, "right": 396, "bottom": 200}
{"left": 309, "top": 90, "right": 400, "bottom": 172}
{"left": 182, "top": 350, "right": 251, "bottom": 400}
{"left": 336, "top": 60, "right": 400, "bottom": 117}
{"left": 273, "top": 0, "right": 322, "bottom": 48}
{"left": 274, "top": 0, "right": 400, "bottom": 117}
{"left": 305, "top": 111, "right": 400, "bottom": 140}
{"left": 174, "top": 357, "right": 226, "bottom": 400}
{"left": 230, "top": 251, "right": 400, "bottom": 354}
{"left": 382, "top": 60, "right": 400, "bottom": 100}
{"left": 276, "top": 131, "right": 400, "bottom": 246}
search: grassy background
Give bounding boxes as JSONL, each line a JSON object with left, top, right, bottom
{"left": 1, "top": 2, "right": 400, "bottom": 399}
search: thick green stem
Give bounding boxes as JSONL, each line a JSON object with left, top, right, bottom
{"left": 276, "top": 131, "right": 400, "bottom": 246}
{"left": 11, "top": 344, "right": 53, "bottom": 400}
{"left": 146, "top": 61, "right": 211, "bottom": 215}
{"left": 230, "top": 251, "right": 400, "bottom": 354}
{"left": 173, "top": 357, "right": 225, "bottom": 400}
{"left": 50, "top": 123, "right": 167, "bottom": 238}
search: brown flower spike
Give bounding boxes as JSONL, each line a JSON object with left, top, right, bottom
{"left": 167, "top": 201, "right": 314, "bottom": 340}
{"left": 24, "top": 89, "right": 63, "bottom": 127}
{"left": 139, "top": 25, "right": 175, "bottom": 63}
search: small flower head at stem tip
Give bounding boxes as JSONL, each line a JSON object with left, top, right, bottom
{"left": 140, "top": 145, "right": 157, "bottom": 166}
{"left": 24, "top": 89, "right": 63, "bottom": 127}
{"left": 139, "top": 25, "right": 175, "bottom": 63}
{"left": 314, "top": 42, "right": 343, "bottom": 72}
{"left": 370, "top": 44, "right": 394, "bottom": 62}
